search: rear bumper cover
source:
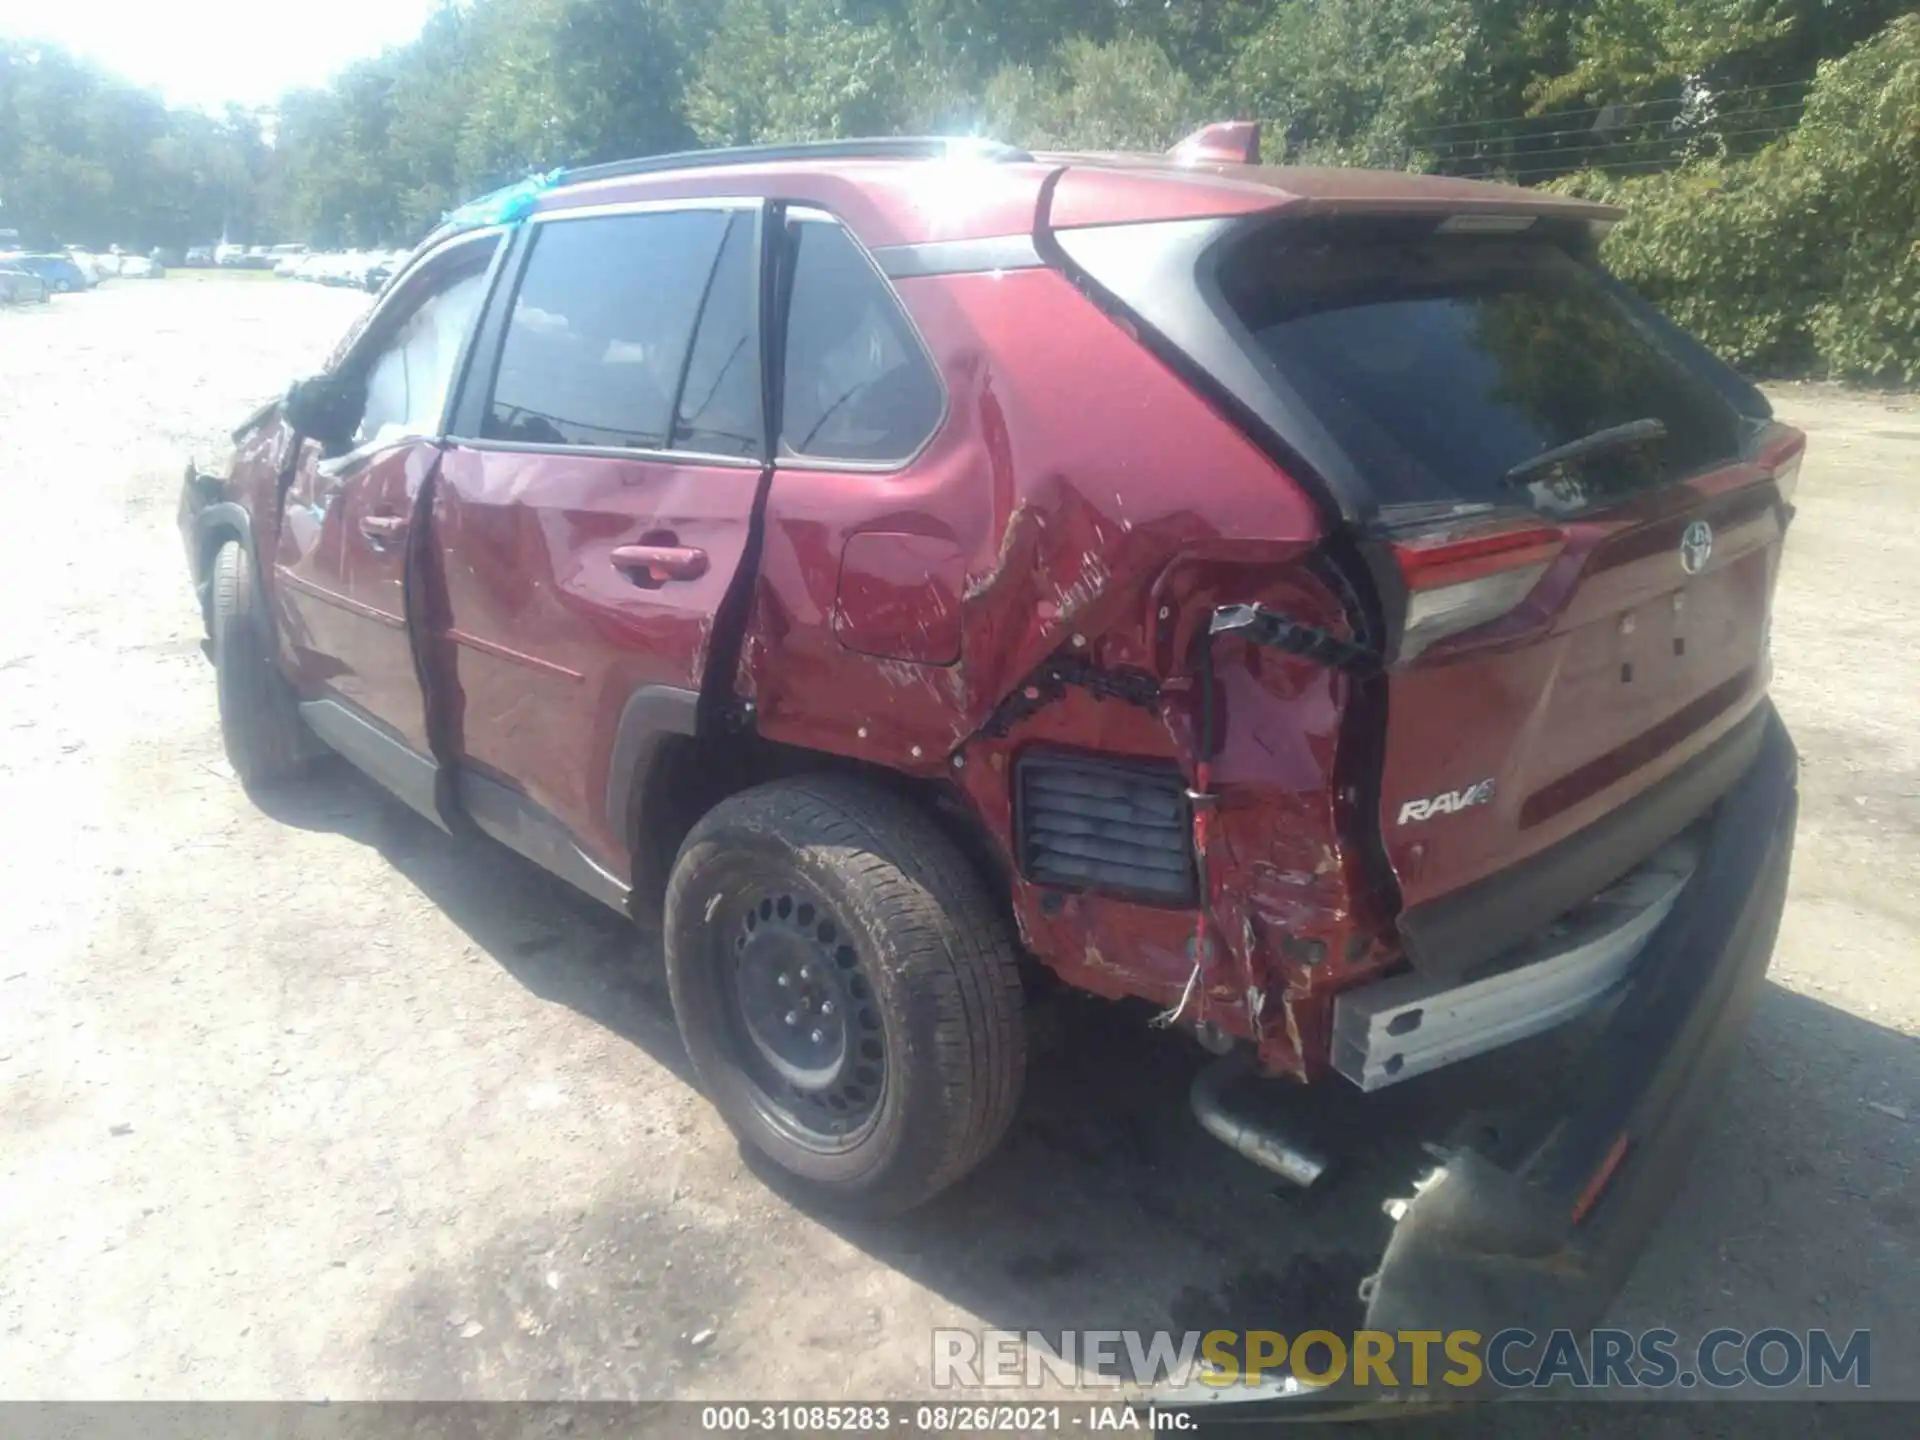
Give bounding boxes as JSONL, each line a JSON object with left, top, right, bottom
{"left": 1234, "top": 703, "right": 1796, "bottom": 1408}
{"left": 1376, "top": 703, "right": 1793, "bottom": 1327}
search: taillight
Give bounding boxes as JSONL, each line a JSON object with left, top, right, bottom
{"left": 1391, "top": 520, "right": 1564, "bottom": 660}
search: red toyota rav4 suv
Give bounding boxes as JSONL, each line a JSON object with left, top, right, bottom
{"left": 181, "top": 127, "right": 1802, "bottom": 1353}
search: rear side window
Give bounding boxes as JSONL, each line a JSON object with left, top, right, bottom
{"left": 778, "top": 217, "right": 942, "bottom": 464}
{"left": 1217, "top": 229, "right": 1749, "bottom": 516}
{"left": 484, "top": 209, "right": 732, "bottom": 451}
{"left": 672, "top": 214, "right": 762, "bottom": 457}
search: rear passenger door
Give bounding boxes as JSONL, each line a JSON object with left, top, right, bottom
{"left": 433, "top": 201, "right": 767, "bottom": 898}
{"left": 736, "top": 206, "right": 954, "bottom": 757}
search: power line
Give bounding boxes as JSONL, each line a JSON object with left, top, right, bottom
{"left": 1390, "top": 76, "right": 1817, "bottom": 144}
{"left": 1399, "top": 77, "right": 1817, "bottom": 141}
{"left": 1453, "top": 124, "right": 1801, "bottom": 182}
{"left": 1427, "top": 117, "right": 1805, "bottom": 171}
{"left": 1460, "top": 141, "right": 1797, "bottom": 183}
{"left": 1415, "top": 99, "right": 1811, "bottom": 155}
{"left": 1456, "top": 156, "right": 1691, "bottom": 181}
{"left": 1408, "top": 95, "right": 1812, "bottom": 155}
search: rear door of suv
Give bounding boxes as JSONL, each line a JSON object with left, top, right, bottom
{"left": 1208, "top": 220, "right": 1801, "bottom": 974}
{"left": 1059, "top": 206, "right": 1802, "bottom": 978}
{"left": 432, "top": 199, "right": 769, "bottom": 893}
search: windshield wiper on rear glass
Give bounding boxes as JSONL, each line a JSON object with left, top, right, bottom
{"left": 1503, "top": 417, "right": 1667, "bottom": 485}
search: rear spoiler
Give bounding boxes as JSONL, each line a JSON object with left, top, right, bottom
{"left": 1154, "top": 119, "right": 1623, "bottom": 231}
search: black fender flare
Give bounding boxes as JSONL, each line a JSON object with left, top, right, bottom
{"left": 604, "top": 684, "right": 701, "bottom": 844}
{"left": 192, "top": 499, "right": 257, "bottom": 580}
{"left": 189, "top": 499, "right": 259, "bottom": 631}
{"left": 604, "top": 684, "right": 701, "bottom": 924}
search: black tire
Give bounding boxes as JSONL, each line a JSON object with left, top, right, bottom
{"left": 210, "top": 539, "right": 314, "bottom": 788}
{"left": 664, "top": 775, "right": 1026, "bottom": 1215}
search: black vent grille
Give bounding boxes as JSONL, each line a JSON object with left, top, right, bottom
{"left": 1015, "top": 754, "right": 1195, "bottom": 905}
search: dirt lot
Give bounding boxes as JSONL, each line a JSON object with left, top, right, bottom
{"left": 1, "top": 278, "right": 1914, "bottom": 1426}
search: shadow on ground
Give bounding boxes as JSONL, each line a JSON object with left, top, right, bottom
{"left": 254, "top": 765, "right": 691, "bottom": 1085}
{"left": 259, "top": 766, "right": 1916, "bottom": 1430}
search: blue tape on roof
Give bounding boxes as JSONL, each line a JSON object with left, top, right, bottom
{"left": 441, "top": 169, "right": 565, "bottom": 231}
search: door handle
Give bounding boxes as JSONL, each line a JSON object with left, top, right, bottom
{"left": 612, "top": 544, "right": 709, "bottom": 585}
{"left": 360, "top": 514, "right": 407, "bottom": 543}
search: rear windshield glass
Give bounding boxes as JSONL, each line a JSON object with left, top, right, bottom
{"left": 1218, "top": 231, "right": 1750, "bottom": 517}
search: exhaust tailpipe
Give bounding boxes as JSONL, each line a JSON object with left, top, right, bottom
{"left": 1189, "top": 1054, "right": 1329, "bottom": 1189}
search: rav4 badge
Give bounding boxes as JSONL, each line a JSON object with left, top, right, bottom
{"left": 1397, "top": 779, "right": 1497, "bottom": 825}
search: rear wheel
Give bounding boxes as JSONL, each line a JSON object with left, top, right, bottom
{"left": 664, "top": 775, "right": 1026, "bottom": 1215}
{"left": 210, "top": 539, "right": 315, "bottom": 788}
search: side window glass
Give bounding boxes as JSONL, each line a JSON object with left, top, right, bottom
{"left": 672, "top": 214, "right": 762, "bottom": 458}
{"left": 353, "top": 250, "right": 495, "bottom": 451}
{"left": 485, "top": 210, "right": 729, "bottom": 450}
{"left": 778, "top": 218, "right": 943, "bottom": 464}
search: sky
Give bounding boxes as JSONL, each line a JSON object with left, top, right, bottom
{"left": 0, "top": 0, "right": 439, "bottom": 111}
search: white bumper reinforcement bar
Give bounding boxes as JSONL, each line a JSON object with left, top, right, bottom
{"left": 1333, "top": 835, "right": 1702, "bottom": 1091}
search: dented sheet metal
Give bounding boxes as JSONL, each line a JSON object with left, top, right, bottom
{"left": 734, "top": 259, "right": 1409, "bottom": 1076}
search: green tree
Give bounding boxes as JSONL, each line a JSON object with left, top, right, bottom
{"left": 458, "top": 0, "right": 694, "bottom": 179}
{"left": 1538, "top": 0, "right": 1917, "bottom": 105}
{"left": 983, "top": 35, "right": 1204, "bottom": 151}
{"left": 1225, "top": 0, "right": 1587, "bottom": 169}
{"left": 687, "top": 0, "right": 915, "bottom": 145}
{"left": 1563, "top": 14, "right": 1920, "bottom": 380}
{"left": 0, "top": 39, "right": 268, "bottom": 247}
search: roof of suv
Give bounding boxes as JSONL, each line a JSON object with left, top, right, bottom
{"left": 509, "top": 136, "right": 1621, "bottom": 251}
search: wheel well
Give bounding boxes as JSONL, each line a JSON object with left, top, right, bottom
{"left": 626, "top": 729, "right": 1013, "bottom": 932}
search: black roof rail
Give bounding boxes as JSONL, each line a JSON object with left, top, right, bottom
{"left": 559, "top": 136, "right": 1032, "bottom": 188}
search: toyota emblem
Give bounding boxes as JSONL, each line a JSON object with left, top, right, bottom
{"left": 1680, "top": 519, "right": 1713, "bottom": 575}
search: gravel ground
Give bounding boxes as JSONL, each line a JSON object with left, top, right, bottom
{"left": 0, "top": 279, "right": 1914, "bottom": 1428}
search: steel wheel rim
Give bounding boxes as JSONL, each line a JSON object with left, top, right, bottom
{"left": 722, "top": 888, "right": 887, "bottom": 1152}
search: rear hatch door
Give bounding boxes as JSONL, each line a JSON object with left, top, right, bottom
{"left": 1213, "top": 219, "right": 1802, "bottom": 976}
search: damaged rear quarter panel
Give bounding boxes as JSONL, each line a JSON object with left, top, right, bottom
{"left": 741, "top": 264, "right": 1323, "bottom": 758}
{"left": 740, "top": 262, "right": 1399, "bottom": 1075}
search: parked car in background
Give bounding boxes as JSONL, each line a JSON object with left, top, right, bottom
{"left": 215, "top": 243, "right": 248, "bottom": 267}
{"left": 321, "top": 251, "right": 363, "bottom": 286}
{"left": 277, "top": 250, "right": 387, "bottom": 287}
{"left": 362, "top": 250, "right": 406, "bottom": 292}
{"left": 65, "top": 251, "right": 111, "bottom": 283}
{"left": 8, "top": 253, "right": 93, "bottom": 293}
{"left": 0, "top": 264, "right": 50, "bottom": 304}
{"left": 118, "top": 255, "right": 160, "bottom": 279}
{"left": 185, "top": 246, "right": 217, "bottom": 266}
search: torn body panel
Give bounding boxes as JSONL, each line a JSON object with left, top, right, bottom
{"left": 737, "top": 259, "right": 1395, "bottom": 1077}
{"left": 739, "top": 263, "right": 1325, "bottom": 760}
